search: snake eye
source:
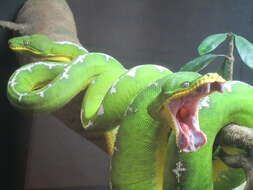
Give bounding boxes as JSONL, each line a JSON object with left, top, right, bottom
{"left": 181, "top": 81, "right": 191, "bottom": 88}
{"left": 23, "top": 40, "right": 30, "bottom": 46}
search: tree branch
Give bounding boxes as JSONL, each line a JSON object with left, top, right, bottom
{"left": 3, "top": 0, "right": 108, "bottom": 153}
{"left": 0, "top": 20, "right": 28, "bottom": 34}
{"left": 216, "top": 124, "right": 253, "bottom": 190}
{"left": 217, "top": 124, "right": 253, "bottom": 150}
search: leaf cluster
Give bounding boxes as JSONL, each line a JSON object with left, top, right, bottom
{"left": 179, "top": 33, "right": 253, "bottom": 80}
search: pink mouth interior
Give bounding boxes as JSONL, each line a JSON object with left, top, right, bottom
{"left": 169, "top": 82, "right": 224, "bottom": 152}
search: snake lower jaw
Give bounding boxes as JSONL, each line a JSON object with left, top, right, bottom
{"left": 169, "top": 82, "right": 225, "bottom": 152}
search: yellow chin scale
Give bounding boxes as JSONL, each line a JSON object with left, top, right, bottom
{"left": 41, "top": 56, "right": 72, "bottom": 62}
{"left": 159, "top": 103, "right": 179, "bottom": 140}
{"left": 9, "top": 46, "right": 40, "bottom": 54}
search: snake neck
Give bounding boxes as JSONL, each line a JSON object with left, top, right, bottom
{"left": 42, "top": 41, "right": 87, "bottom": 62}
{"left": 200, "top": 81, "right": 253, "bottom": 142}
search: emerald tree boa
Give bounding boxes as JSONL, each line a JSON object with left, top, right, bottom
{"left": 7, "top": 34, "right": 253, "bottom": 190}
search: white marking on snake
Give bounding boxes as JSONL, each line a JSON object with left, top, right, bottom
{"left": 8, "top": 62, "right": 66, "bottom": 101}
{"left": 126, "top": 66, "right": 142, "bottom": 77}
{"left": 73, "top": 54, "right": 88, "bottom": 65}
{"left": 18, "top": 93, "right": 25, "bottom": 102}
{"left": 172, "top": 161, "right": 186, "bottom": 183}
{"left": 110, "top": 78, "right": 120, "bottom": 94}
{"left": 36, "top": 83, "right": 54, "bottom": 98}
{"left": 61, "top": 72, "right": 69, "bottom": 79}
{"left": 9, "top": 87, "right": 28, "bottom": 102}
{"left": 97, "top": 105, "right": 105, "bottom": 115}
{"left": 154, "top": 65, "right": 168, "bottom": 72}
{"left": 91, "top": 79, "right": 96, "bottom": 85}
{"left": 37, "top": 91, "right": 45, "bottom": 97}
{"left": 34, "top": 62, "right": 61, "bottom": 69}
{"left": 17, "top": 92, "right": 28, "bottom": 102}
{"left": 123, "top": 98, "right": 136, "bottom": 117}
{"left": 224, "top": 83, "right": 233, "bottom": 92}
{"left": 60, "top": 65, "right": 72, "bottom": 80}
{"left": 80, "top": 109, "right": 84, "bottom": 125}
{"left": 26, "top": 65, "right": 33, "bottom": 72}
{"left": 84, "top": 120, "right": 94, "bottom": 129}
{"left": 10, "top": 62, "right": 64, "bottom": 88}
{"left": 198, "top": 96, "right": 210, "bottom": 109}
{"left": 9, "top": 80, "right": 17, "bottom": 87}
{"left": 224, "top": 81, "right": 242, "bottom": 93}
{"left": 55, "top": 41, "right": 88, "bottom": 52}
{"left": 114, "top": 146, "right": 119, "bottom": 152}
{"left": 98, "top": 53, "right": 112, "bottom": 61}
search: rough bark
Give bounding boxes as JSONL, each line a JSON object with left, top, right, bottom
{"left": 8, "top": 0, "right": 79, "bottom": 43}
{"left": 216, "top": 124, "right": 253, "bottom": 190}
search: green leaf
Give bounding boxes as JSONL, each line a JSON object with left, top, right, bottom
{"left": 179, "top": 54, "right": 225, "bottom": 72}
{"left": 235, "top": 35, "right": 253, "bottom": 69}
{"left": 198, "top": 33, "right": 228, "bottom": 55}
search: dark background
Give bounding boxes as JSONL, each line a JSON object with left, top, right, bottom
{"left": 1, "top": 0, "right": 253, "bottom": 190}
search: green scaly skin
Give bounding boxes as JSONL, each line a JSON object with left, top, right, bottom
{"left": 7, "top": 34, "right": 124, "bottom": 112}
{"left": 7, "top": 34, "right": 253, "bottom": 190}
{"left": 111, "top": 77, "right": 253, "bottom": 190}
{"left": 7, "top": 34, "right": 172, "bottom": 152}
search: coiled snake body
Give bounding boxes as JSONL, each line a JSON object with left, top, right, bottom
{"left": 7, "top": 34, "right": 253, "bottom": 190}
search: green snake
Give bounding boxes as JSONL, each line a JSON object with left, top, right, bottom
{"left": 7, "top": 34, "right": 253, "bottom": 190}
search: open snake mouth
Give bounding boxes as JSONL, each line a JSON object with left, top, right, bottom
{"left": 168, "top": 80, "right": 225, "bottom": 152}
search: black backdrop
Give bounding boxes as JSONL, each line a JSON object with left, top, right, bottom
{"left": 1, "top": 0, "right": 253, "bottom": 190}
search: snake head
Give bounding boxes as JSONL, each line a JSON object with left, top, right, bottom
{"left": 8, "top": 34, "right": 53, "bottom": 55}
{"left": 149, "top": 72, "right": 225, "bottom": 152}
{"left": 8, "top": 34, "right": 77, "bottom": 62}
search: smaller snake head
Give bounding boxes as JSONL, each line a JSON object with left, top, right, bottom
{"left": 8, "top": 34, "right": 53, "bottom": 56}
{"left": 8, "top": 34, "right": 80, "bottom": 62}
{"left": 149, "top": 72, "right": 225, "bottom": 152}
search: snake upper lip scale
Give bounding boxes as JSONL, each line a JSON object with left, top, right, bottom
{"left": 168, "top": 81, "right": 225, "bottom": 152}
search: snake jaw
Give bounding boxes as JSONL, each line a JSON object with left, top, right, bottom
{"left": 9, "top": 45, "right": 73, "bottom": 62}
{"left": 167, "top": 75, "right": 225, "bottom": 152}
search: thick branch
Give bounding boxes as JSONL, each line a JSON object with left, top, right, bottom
{"left": 4, "top": 0, "right": 108, "bottom": 153}
{"left": 245, "top": 170, "right": 253, "bottom": 190}
{"left": 0, "top": 20, "right": 28, "bottom": 33}
{"left": 216, "top": 124, "right": 253, "bottom": 190}
{"left": 217, "top": 124, "right": 253, "bottom": 150}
